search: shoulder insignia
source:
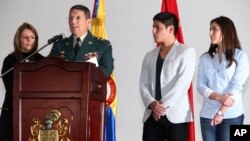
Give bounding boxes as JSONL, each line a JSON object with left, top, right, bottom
{"left": 97, "top": 37, "right": 104, "bottom": 40}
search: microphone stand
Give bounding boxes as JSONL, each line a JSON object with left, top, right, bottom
{"left": 0, "top": 42, "right": 50, "bottom": 78}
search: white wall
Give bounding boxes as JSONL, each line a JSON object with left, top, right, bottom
{"left": 0, "top": 0, "right": 249, "bottom": 141}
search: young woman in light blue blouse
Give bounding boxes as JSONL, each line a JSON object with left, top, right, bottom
{"left": 197, "top": 16, "right": 249, "bottom": 141}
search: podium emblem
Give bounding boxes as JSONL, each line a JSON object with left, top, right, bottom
{"left": 28, "top": 109, "right": 70, "bottom": 141}
{"left": 39, "top": 130, "right": 59, "bottom": 141}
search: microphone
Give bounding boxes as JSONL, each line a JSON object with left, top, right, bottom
{"left": 48, "top": 33, "right": 65, "bottom": 44}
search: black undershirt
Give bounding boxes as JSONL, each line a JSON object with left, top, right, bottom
{"left": 155, "top": 53, "right": 164, "bottom": 100}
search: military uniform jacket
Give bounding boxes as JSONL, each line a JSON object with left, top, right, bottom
{"left": 49, "top": 31, "right": 114, "bottom": 77}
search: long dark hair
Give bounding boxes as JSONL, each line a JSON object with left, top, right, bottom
{"left": 13, "top": 22, "right": 39, "bottom": 61}
{"left": 208, "top": 16, "right": 241, "bottom": 68}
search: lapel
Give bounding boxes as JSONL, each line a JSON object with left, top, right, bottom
{"left": 159, "top": 40, "right": 179, "bottom": 83}
{"left": 63, "top": 36, "right": 75, "bottom": 61}
{"left": 164, "top": 40, "right": 179, "bottom": 61}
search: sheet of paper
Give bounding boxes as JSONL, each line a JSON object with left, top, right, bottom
{"left": 85, "top": 56, "right": 99, "bottom": 67}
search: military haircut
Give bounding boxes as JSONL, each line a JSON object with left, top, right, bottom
{"left": 70, "top": 4, "right": 91, "bottom": 19}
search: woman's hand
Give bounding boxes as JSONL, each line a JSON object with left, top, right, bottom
{"left": 211, "top": 114, "right": 224, "bottom": 126}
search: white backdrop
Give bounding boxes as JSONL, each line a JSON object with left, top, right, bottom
{"left": 0, "top": 0, "right": 249, "bottom": 141}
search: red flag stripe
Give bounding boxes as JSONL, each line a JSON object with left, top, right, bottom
{"left": 161, "top": 0, "right": 184, "bottom": 44}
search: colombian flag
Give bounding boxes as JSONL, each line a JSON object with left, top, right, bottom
{"left": 161, "top": 0, "right": 195, "bottom": 141}
{"left": 91, "top": 0, "right": 117, "bottom": 141}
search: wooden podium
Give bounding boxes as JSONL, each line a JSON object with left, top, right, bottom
{"left": 13, "top": 57, "right": 107, "bottom": 141}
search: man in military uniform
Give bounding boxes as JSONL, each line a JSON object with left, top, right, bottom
{"left": 49, "top": 4, "right": 114, "bottom": 77}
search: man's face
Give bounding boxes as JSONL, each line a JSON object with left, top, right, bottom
{"left": 152, "top": 20, "right": 171, "bottom": 43}
{"left": 68, "top": 9, "right": 91, "bottom": 37}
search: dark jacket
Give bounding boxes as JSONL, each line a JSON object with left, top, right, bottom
{"left": 49, "top": 31, "right": 114, "bottom": 77}
{"left": 0, "top": 52, "right": 44, "bottom": 141}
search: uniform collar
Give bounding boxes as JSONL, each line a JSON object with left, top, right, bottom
{"left": 74, "top": 32, "right": 88, "bottom": 43}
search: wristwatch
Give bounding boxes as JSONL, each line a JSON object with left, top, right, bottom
{"left": 217, "top": 110, "right": 224, "bottom": 116}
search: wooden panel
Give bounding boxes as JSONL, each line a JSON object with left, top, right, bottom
{"left": 88, "top": 100, "right": 105, "bottom": 141}
{"left": 20, "top": 67, "right": 83, "bottom": 92}
{"left": 20, "top": 99, "right": 82, "bottom": 141}
{"left": 13, "top": 57, "right": 107, "bottom": 141}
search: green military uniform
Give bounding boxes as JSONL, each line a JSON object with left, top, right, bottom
{"left": 49, "top": 31, "right": 114, "bottom": 77}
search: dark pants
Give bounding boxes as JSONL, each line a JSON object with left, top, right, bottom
{"left": 143, "top": 114, "right": 189, "bottom": 141}
{"left": 0, "top": 109, "right": 13, "bottom": 141}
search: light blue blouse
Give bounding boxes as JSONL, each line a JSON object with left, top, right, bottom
{"left": 197, "top": 48, "right": 249, "bottom": 119}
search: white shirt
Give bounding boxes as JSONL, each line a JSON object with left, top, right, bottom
{"left": 197, "top": 48, "right": 249, "bottom": 119}
{"left": 140, "top": 40, "right": 196, "bottom": 123}
{"left": 73, "top": 33, "right": 87, "bottom": 47}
